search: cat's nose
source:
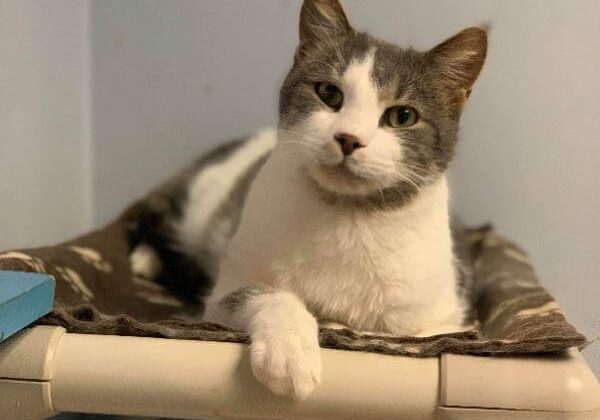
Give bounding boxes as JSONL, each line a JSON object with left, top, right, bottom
{"left": 334, "top": 132, "right": 365, "bottom": 156}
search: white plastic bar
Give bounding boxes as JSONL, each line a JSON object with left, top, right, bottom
{"left": 441, "top": 351, "right": 600, "bottom": 414}
{"left": 50, "top": 332, "right": 439, "bottom": 419}
{"left": 1, "top": 326, "right": 599, "bottom": 420}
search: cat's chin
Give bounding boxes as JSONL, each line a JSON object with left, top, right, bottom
{"left": 306, "top": 163, "right": 385, "bottom": 197}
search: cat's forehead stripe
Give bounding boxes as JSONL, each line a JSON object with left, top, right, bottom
{"left": 342, "top": 48, "right": 377, "bottom": 100}
{"left": 340, "top": 48, "right": 382, "bottom": 137}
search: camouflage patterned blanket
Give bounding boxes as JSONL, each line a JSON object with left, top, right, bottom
{"left": 0, "top": 212, "right": 586, "bottom": 357}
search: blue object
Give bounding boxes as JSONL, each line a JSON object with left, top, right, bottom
{"left": 0, "top": 271, "right": 55, "bottom": 342}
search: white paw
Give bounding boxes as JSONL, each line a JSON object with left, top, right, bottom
{"left": 129, "top": 244, "right": 163, "bottom": 279}
{"left": 249, "top": 309, "right": 321, "bottom": 399}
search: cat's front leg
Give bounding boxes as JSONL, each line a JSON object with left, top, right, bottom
{"left": 221, "top": 287, "right": 322, "bottom": 400}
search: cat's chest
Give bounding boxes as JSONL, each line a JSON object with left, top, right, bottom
{"left": 275, "top": 212, "right": 417, "bottom": 282}
{"left": 227, "top": 160, "right": 456, "bottom": 331}
{"left": 268, "top": 210, "right": 448, "bottom": 327}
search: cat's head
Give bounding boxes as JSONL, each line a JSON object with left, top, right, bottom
{"left": 278, "top": 0, "right": 487, "bottom": 208}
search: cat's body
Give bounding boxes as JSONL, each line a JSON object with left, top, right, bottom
{"left": 128, "top": 0, "right": 487, "bottom": 400}
{"left": 208, "top": 128, "right": 463, "bottom": 337}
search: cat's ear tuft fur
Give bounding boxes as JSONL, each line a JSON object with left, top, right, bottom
{"left": 427, "top": 27, "right": 488, "bottom": 99}
{"left": 297, "top": 0, "right": 353, "bottom": 60}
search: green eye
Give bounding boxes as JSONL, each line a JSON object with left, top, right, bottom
{"left": 383, "top": 106, "right": 419, "bottom": 128}
{"left": 315, "top": 82, "right": 343, "bottom": 110}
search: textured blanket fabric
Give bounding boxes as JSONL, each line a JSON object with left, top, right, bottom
{"left": 0, "top": 212, "right": 586, "bottom": 357}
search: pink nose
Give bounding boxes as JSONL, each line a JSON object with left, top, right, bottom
{"left": 334, "top": 132, "right": 365, "bottom": 156}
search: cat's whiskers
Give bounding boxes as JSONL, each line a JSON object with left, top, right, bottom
{"left": 278, "top": 129, "right": 325, "bottom": 154}
{"left": 363, "top": 157, "right": 429, "bottom": 180}
{"left": 280, "top": 139, "right": 321, "bottom": 152}
{"left": 396, "top": 171, "right": 423, "bottom": 192}
{"left": 357, "top": 159, "right": 427, "bottom": 193}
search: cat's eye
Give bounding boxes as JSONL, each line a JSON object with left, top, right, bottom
{"left": 383, "top": 106, "right": 419, "bottom": 128}
{"left": 315, "top": 82, "right": 343, "bottom": 110}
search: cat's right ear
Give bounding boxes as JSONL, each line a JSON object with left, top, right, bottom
{"left": 296, "top": 0, "right": 353, "bottom": 60}
{"left": 426, "top": 27, "right": 488, "bottom": 101}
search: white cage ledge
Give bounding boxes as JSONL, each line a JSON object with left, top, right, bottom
{"left": 0, "top": 326, "right": 598, "bottom": 419}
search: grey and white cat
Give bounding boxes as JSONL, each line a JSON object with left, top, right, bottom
{"left": 128, "top": 0, "right": 487, "bottom": 400}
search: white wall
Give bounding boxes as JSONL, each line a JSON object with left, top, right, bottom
{"left": 0, "top": 0, "right": 92, "bottom": 249}
{"left": 90, "top": 0, "right": 298, "bottom": 226}
{"left": 2, "top": 1, "right": 598, "bottom": 374}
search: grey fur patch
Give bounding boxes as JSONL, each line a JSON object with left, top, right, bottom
{"left": 306, "top": 172, "right": 420, "bottom": 211}
{"left": 451, "top": 217, "right": 477, "bottom": 323}
{"left": 192, "top": 146, "right": 272, "bottom": 276}
{"left": 125, "top": 138, "right": 258, "bottom": 304}
{"left": 220, "top": 286, "right": 263, "bottom": 313}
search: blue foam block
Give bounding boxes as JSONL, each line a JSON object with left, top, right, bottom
{"left": 0, "top": 271, "right": 55, "bottom": 342}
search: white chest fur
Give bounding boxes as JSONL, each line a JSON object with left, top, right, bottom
{"left": 214, "top": 140, "right": 465, "bottom": 336}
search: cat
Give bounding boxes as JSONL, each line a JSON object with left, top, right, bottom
{"left": 127, "top": 0, "right": 487, "bottom": 400}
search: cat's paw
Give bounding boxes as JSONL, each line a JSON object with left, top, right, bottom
{"left": 249, "top": 310, "right": 321, "bottom": 400}
{"left": 129, "top": 244, "right": 162, "bottom": 280}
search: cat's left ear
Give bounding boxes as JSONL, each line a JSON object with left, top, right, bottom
{"left": 296, "top": 0, "right": 353, "bottom": 60}
{"left": 427, "top": 27, "right": 488, "bottom": 100}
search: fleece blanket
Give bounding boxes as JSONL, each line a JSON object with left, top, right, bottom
{"left": 0, "top": 211, "right": 586, "bottom": 357}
